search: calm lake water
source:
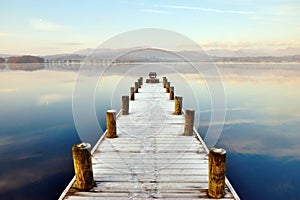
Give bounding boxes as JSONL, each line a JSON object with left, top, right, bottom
{"left": 0, "top": 63, "right": 300, "bottom": 200}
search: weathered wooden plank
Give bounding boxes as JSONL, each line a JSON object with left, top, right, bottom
{"left": 60, "top": 81, "right": 239, "bottom": 200}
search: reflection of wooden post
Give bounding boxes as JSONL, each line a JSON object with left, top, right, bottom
{"left": 122, "top": 96, "right": 129, "bottom": 115}
{"left": 72, "top": 143, "right": 94, "bottom": 190}
{"left": 184, "top": 109, "right": 194, "bottom": 136}
{"left": 169, "top": 86, "right": 174, "bottom": 100}
{"left": 166, "top": 82, "right": 170, "bottom": 93}
{"left": 130, "top": 87, "right": 135, "bottom": 101}
{"left": 134, "top": 82, "right": 139, "bottom": 93}
{"left": 174, "top": 96, "right": 182, "bottom": 115}
{"left": 208, "top": 148, "right": 226, "bottom": 198}
{"left": 106, "top": 110, "right": 117, "bottom": 138}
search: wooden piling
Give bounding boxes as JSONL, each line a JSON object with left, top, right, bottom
{"left": 208, "top": 148, "right": 227, "bottom": 198}
{"left": 138, "top": 78, "right": 141, "bottom": 88}
{"left": 162, "top": 77, "right": 167, "bottom": 87}
{"left": 169, "top": 86, "right": 174, "bottom": 100}
{"left": 166, "top": 82, "right": 170, "bottom": 93}
{"left": 106, "top": 110, "right": 117, "bottom": 138}
{"left": 122, "top": 96, "right": 129, "bottom": 115}
{"left": 140, "top": 77, "right": 143, "bottom": 85}
{"left": 72, "top": 143, "right": 94, "bottom": 190}
{"left": 138, "top": 77, "right": 143, "bottom": 87}
{"left": 134, "top": 82, "right": 139, "bottom": 93}
{"left": 163, "top": 78, "right": 167, "bottom": 88}
{"left": 174, "top": 96, "right": 182, "bottom": 115}
{"left": 130, "top": 87, "right": 135, "bottom": 101}
{"left": 184, "top": 109, "right": 195, "bottom": 136}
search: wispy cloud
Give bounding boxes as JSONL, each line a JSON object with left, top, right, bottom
{"left": 30, "top": 18, "right": 69, "bottom": 31}
{"left": 140, "top": 9, "right": 169, "bottom": 14}
{"left": 59, "top": 42, "right": 84, "bottom": 46}
{"left": 37, "top": 94, "right": 68, "bottom": 105}
{"left": 159, "top": 4, "right": 255, "bottom": 15}
{"left": 0, "top": 88, "right": 18, "bottom": 93}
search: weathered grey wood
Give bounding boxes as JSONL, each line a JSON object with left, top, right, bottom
{"left": 121, "top": 96, "right": 129, "bottom": 115}
{"left": 60, "top": 80, "right": 239, "bottom": 200}
{"left": 184, "top": 109, "right": 195, "bottom": 136}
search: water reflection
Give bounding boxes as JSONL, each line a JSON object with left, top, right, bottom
{"left": 0, "top": 63, "right": 300, "bottom": 199}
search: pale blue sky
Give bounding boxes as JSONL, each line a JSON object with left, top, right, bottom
{"left": 0, "top": 0, "right": 299, "bottom": 55}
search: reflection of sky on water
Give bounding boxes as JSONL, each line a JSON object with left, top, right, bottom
{"left": 0, "top": 63, "right": 300, "bottom": 199}
{"left": 0, "top": 70, "right": 80, "bottom": 199}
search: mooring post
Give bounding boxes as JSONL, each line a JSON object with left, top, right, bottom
{"left": 140, "top": 77, "right": 143, "bottom": 85}
{"left": 130, "top": 87, "right": 135, "bottom": 101}
{"left": 169, "top": 86, "right": 174, "bottom": 100}
{"left": 138, "top": 77, "right": 143, "bottom": 87}
{"left": 163, "top": 78, "right": 168, "bottom": 88}
{"left": 208, "top": 148, "right": 226, "bottom": 198}
{"left": 134, "top": 82, "right": 139, "bottom": 93}
{"left": 72, "top": 143, "right": 94, "bottom": 190}
{"left": 184, "top": 109, "right": 195, "bottom": 136}
{"left": 174, "top": 96, "right": 182, "bottom": 115}
{"left": 106, "top": 110, "right": 117, "bottom": 138}
{"left": 122, "top": 96, "right": 129, "bottom": 115}
{"left": 138, "top": 78, "right": 142, "bottom": 88}
{"left": 162, "top": 77, "right": 167, "bottom": 87}
{"left": 166, "top": 82, "right": 170, "bottom": 93}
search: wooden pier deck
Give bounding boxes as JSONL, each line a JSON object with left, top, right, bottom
{"left": 60, "top": 80, "right": 239, "bottom": 200}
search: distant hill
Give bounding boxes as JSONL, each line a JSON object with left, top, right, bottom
{"left": 212, "top": 54, "right": 300, "bottom": 63}
{"left": 1, "top": 48, "right": 300, "bottom": 64}
{"left": 7, "top": 55, "right": 44, "bottom": 63}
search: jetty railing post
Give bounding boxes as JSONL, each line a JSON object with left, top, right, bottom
{"left": 122, "top": 96, "right": 129, "bottom": 115}
{"left": 166, "top": 82, "right": 170, "bottom": 93}
{"left": 208, "top": 148, "right": 226, "bottom": 198}
{"left": 130, "top": 87, "right": 135, "bottom": 100}
{"left": 106, "top": 110, "right": 117, "bottom": 138}
{"left": 184, "top": 109, "right": 195, "bottom": 136}
{"left": 72, "top": 143, "right": 94, "bottom": 190}
{"left": 174, "top": 96, "right": 182, "bottom": 115}
{"left": 134, "top": 82, "right": 139, "bottom": 93}
{"left": 169, "top": 86, "right": 174, "bottom": 100}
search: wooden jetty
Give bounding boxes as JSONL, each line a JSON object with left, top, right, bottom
{"left": 59, "top": 75, "right": 239, "bottom": 200}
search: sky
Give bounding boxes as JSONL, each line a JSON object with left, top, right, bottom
{"left": 0, "top": 0, "right": 299, "bottom": 55}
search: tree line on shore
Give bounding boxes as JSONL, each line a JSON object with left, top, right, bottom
{"left": 0, "top": 55, "right": 44, "bottom": 63}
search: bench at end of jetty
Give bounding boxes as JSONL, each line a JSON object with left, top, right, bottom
{"left": 146, "top": 72, "right": 159, "bottom": 83}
